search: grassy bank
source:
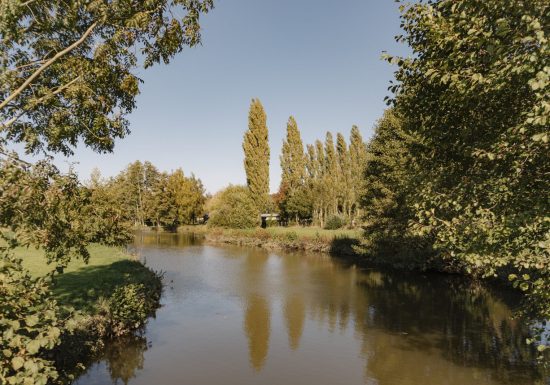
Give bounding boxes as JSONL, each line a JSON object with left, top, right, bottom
{"left": 14, "top": 244, "right": 163, "bottom": 383}
{"left": 179, "top": 225, "right": 362, "bottom": 256}
{"left": 19, "top": 244, "right": 160, "bottom": 313}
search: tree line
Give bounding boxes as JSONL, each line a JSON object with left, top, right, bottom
{"left": 89, "top": 161, "right": 206, "bottom": 229}
{"left": 239, "top": 99, "right": 368, "bottom": 229}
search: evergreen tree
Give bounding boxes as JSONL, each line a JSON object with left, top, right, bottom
{"left": 243, "top": 99, "right": 270, "bottom": 212}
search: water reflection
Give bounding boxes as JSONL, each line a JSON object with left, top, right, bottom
{"left": 244, "top": 296, "right": 271, "bottom": 370}
{"left": 103, "top": 337, "right": 148, "bottom": 385}
{"left": 76, "top": 232, "right": 546, "bottom": 385}
{"left": 132, "top": 230, "right": 200, "bottom": 249}
{"left": 283, "top": 296, "right": 305, "bottom": 350}
{"left": 75, "top": 336, "right": 148, "bottom": 385}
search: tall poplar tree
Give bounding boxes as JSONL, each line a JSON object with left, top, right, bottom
{"left": 280, "top": 116, "right": 306, "bottom": 192}
{"left": 349, "top": 125, "right": 367, "bottom": 221}
{"left": 243, "top": 98, "right": 270, "bottom": 212}
{"left": 324, "top": 132, "right": 339, "bottom": 216}
{"left": 279, "top": 116, "right": 310, "bottom": 222}
{"left": 313, "top": 140, "right": 326, "bottom": 226}
{"left": 336, "top": 132, "right": 352, "bottom": 219}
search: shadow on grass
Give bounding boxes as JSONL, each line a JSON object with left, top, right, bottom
{"left": 52, "top": 260, "right": 158, "bottom": 312}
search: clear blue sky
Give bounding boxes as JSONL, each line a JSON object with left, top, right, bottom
{"left": 59, "top": 0, "right": 408, "bottom": 194}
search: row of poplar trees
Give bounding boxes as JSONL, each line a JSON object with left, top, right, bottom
{"left": 242, "top": 98, "right": 367, "bottom": 227}
{"left": 89, "top": 161, "right": 206, "bottom": 229}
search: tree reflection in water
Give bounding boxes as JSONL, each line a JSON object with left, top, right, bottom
{"left": 237, "top": 248, "right": 545, "bottom": 383}
{"left": 244, "top": 295, "right": 271, "bottom": 371}
{"left": 83, "top": 233, "right": 547, "bottom": 385}
{"left": 104, "top": 335, "right": 148, "bottom": 385}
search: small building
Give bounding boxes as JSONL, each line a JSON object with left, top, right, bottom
{"left": 260, "top": 213, "right": 280, "bottom": 228}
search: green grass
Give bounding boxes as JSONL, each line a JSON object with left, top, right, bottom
{"left": 16, "top": 244, "right": 157, "bottom": 313}
{"left": 180, "top": 224, "right": 361, "bottom": 240}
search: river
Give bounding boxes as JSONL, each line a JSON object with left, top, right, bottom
{"left": 74, "top": 232, "right": 546, "bottom": 385}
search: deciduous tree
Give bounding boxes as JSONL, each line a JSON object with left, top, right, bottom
{"left": 243, "top": 99, "right": 270, "bottom": 212}
{"left": 386, "top": 0, "right": 549, "bottom": 349}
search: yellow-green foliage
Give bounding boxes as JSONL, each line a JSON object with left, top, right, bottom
{"left": 280, "top": 116, "right": 306, "bottom": 193}
{"left": 243, "top": 99, "right": 271, "bottom": 212}
{"left": 208, "top": 185, "right": 260, "bottom": 229}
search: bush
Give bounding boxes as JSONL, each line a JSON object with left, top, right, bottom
{"left": 108, "top": 284, "right": 150, "bottom": 336}
{"left": 324, "top": 215, "right": 346, "bottom": 230}
{"left": 284, "top": 231, "right": 298, "bottom": 242}
{"left": 208, "top": 185, "right": 259, "bottom": 229}
{"left": 0, "top": 252, "right": 61, "bottom": 385}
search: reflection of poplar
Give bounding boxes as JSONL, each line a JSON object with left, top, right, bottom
{"left": 284, "top": 296, "right": 305, "bottom": 350}
{"left": 244, "top": 296, "right": 271, "bottom": 371}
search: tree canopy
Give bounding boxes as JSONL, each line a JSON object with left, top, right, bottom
{"left": 375, "top": 0, "right": 549, "bottom": 352}
{"left": 0, "top": 0, "right": 214, "bottom": 155}
{"left": 208, "top": 185, "right": 259, "bottom": 229}
{"left": 0, "top": 2, "right": 213, "bottom": 383}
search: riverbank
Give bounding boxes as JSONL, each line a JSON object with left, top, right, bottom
{"left": 16, "top": 244, "right": 163, "bottom": 383}
{"left": 178, "top": 225, "right": 362, "bottom": 256}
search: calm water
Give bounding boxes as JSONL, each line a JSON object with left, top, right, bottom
{"left": 75, "top": 232, "right": 547, "bottom": 385}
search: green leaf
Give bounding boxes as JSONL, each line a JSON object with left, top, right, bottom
{"left": 11, "top": 356, "right": 24, "bottom": 370}
{"left": 26, "top": 340, "right": 41, "bottom": 355}
{"left": 25, "top": 315, "right": 39, "bottom": 327}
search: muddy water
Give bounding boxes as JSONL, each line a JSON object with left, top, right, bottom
{"left": 74, "top": 232, "right": 546, "bottom": 385}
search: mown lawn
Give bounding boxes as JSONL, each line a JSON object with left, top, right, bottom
{"left": 16, "top": 244, "right": 156, "bottom": 313}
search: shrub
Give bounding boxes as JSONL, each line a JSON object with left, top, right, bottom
{"left": 208, "top": 185, "right": 259, "bottom": 229}
{"left": 284, "top": 231, "right": 298, "bottom": 242}
{"left": 108, "top": 283, "right": 156, "bottom": 337}
{"left": 324, "top": 215, "right": 346, "bottom": 230}
{"left": 0, "top": 252, "right": 61, "bottom": 385}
